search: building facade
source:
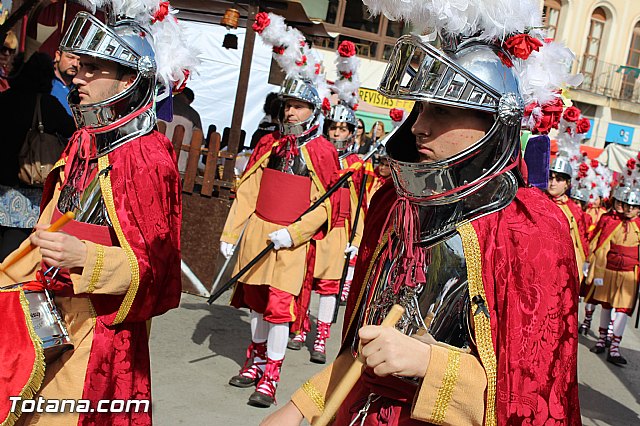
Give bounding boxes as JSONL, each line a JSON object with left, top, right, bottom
{"left": 300, "top": 0, "right": 640, "bottom": 148}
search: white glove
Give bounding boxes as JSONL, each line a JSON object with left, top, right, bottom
{"left": 269, "top": 229, "right": 293, "bottom": 250}
{"left": 582, "top": 262, "right": 590, "bottom": 276}
{"left": 593, "top": 278, "right": 604, "bottom": 286}
{"left": 344, "top": 244, "right": 359, "bottom": 259}
{"left": 220, "top": 241, "right": 235, "bottom": 259}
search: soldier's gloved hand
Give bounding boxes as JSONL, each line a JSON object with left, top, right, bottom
{"left": 582, "top": 262, "right": 590, "bottom": 276}
{"left": 344, "top": 244, "right": 359, "bottom": 259}
{"left": 269, "top": 229, "right": 293, "bottom": 250}
{"left": 594, "top": 278, "right": 604, "bottom": 286}
{"left": 220, "top": 241, "right": 235, "bottom": 259}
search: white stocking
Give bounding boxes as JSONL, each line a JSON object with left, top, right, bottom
{"left": 250, "top": 311, "right": 269, "bottom": 343}
{"left": 612, "top": 312, "right": 628, "bottom": 337}
{"left": 267, "top": 323, "right": 289, "bottom": 361}
{"left": 317, "top": 295, "right": 336, "bottom": 324}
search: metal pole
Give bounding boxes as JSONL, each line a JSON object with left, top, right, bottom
{"left": 220, "top": 0, "right": 258, "bottom": 198}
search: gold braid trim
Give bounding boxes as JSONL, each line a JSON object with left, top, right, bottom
{"left": 429, "top": 349, "right": 461, "bottom": 425}
{"left": 87, "top": 244, "right": 105, "bottom": 293}
{"left": 457, "top": 222, "right": 497, "bottom": 426}
{"left": 343, "top": 231, "right": 390, "bottom": 343}
{"left": 0, "top": 289, "right": 45, "bottom": 426}
{"left": 302, "top": 380, "right": 325, "bottom": 412}
{"left": 98, "top": 156, "right": 140, "bottom": 325}
{"left": 301, "top": 146, "right": 332, "bottom": 234}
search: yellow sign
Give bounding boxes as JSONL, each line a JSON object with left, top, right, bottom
{"left": 358, "top": 87, "right": 414, "bottom": 111}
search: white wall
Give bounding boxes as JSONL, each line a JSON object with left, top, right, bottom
{"left": 182, "top": 21, "right": 280, "bottom": 142}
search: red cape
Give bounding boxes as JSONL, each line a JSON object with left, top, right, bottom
{"left": 342, "top": 182, "right": 581, "bottom": 425}
{"left": 591, "top": 211, "right": 640, "bottom": 251}
{"left": 41, "top": 130, "right": 182, "bottom": 426}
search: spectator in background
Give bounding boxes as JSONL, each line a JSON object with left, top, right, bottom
{"left": 250, "top": 92, "right": 281, "bottom": 149}
{"left": 367, "top": 120, "right": 386, "bottom": 144}
{"left": 0, "top": 52, "right": 75, "bottom": 260}
{"left": 355, "top": 118, "right": 372, "bottom": 155}
{"left": 51, "top": 49, "right": 80, "bottom": 115}
{"left": 159, "top": 86, "right": 203, "bottom": 172}
{"left": 0, "top": 30, "right": 17, "bottom": 92}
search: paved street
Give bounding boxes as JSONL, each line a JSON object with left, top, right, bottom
{"left": 150, "top": 294, "right": 640, "bottom": 425}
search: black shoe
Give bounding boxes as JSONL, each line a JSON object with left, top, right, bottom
{"left": 578, "top": 323, "right": 590, "bottom": 335}
{"left": 287, "top": 339, "right": 303, "bottom": 351}
{"left": 605, "top": 336, "right": 612, "bottom": 348}
{"left": 590, "top": 345, "right": 605, "bottom": 354}
{"left": 229, "top": 374, "right": 258, "bottom": 388}
{"left": 310, "top": 350, "right": 326, "bottom": 364}
{"left": 607, "top": 353, "right": 628, "bottom": 366}
{"left": 247, "top": 391, "right": 275, "bottom": 408}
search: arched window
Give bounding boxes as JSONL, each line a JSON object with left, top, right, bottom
{"left": 582, "top": 7, "right": 608, "bottom": 89}
{"left": 620, "top": 22, "right": 640, "bottom": 100}
{"left": 543, "top": 0, "right": 562, "bottom": 39}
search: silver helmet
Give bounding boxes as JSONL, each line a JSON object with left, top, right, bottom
{"left": 60, "top": 12, "right": 157, "bottom": 155}
{"left": 549, "top": 157, "right": 573, "bottom": 179}
{"left": 612, "top": 185, "right": 630, "bottom": 203}
{"left": 326, "top": 102, "right": 357, "bottom": 152}
{"left": 571, "top": 187, "right": 589, "bottom": 203}
{"left": 380, "top": 34, "right": 523, "bottom": 244}
{"left": 619, "top": 187, "right": 640, "bottom": 206}
{"left": 279, "top": 77, "right": 321, "bottom": 136}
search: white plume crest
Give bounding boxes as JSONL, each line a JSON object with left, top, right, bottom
{"left": 333, "top": 41, "right": 361, "bottom": 108}
{"left": 362, "top": 0, "right": 541, "bottom": 41}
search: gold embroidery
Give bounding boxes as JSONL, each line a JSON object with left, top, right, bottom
{"left": 0, "top": 288, "right": 46, "bottom": 426}
{"left": 430, "top": 349, "right": 461, "bottom": 424}
{"left": 344, "top": 231, "right": 391, "bottom": 342}
{"left": 87, "top": 244, "right": 105, "bottom": 293}
{"left": 302, "top": 380, "right": 325, "bottom": 412}
{"left": 289, "top": 222, "right": 304, "bottom": 245}
{"left": 98, "top": 156, "right": 140, "bottom": 325}
{"left": 457, "top": 222, "right": 497, "bottom": 426}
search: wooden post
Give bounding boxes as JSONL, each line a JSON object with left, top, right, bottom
{"left": 220, "top": 0, "right": 258, "bottom": 198}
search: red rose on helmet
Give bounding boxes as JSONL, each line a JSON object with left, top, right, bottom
{"left": 273, "top": 46, "right": 285, "bottom": 55}
{"left": 338, "top": 41, "right": 357, "bottom": 57}
{"left": 627, "top": 158, "right": 637, "bottom": 170}
{"left": 576, "top": 117, "right": 591, "bottom": 134}
{"left": 534, "top": 98, "right": 563, "bottom": 134}
{"left": 341, "top": 71, "right": 353, "bottom": 80}
{"left": 352, "top": 103, "right": 359, "bottom": 111}
{"left": 504, "top": 34, "right": 543, "bottom": 60}
{"left": 592, "top": 182, "right": 597, "bottom": 189}
{"left": 562, "top": 106, "right": 581, "bottom": 123}
{"left": 389, "top": 108, "right": 404, "bottom": 122}
{"left": 252, "top": 12, "right": 271, "bottom": 34}
{"left": 579, "top": 163, "right": 589, "bottom": 174}
{"left": 322, "top": 98, "right": 331, "bottom": 114}
{"left": 591, "top": 159, "right": 599, "bottom": 168}
{"left": 152, "top": 2, "right": 170, "bottom": 23}
{"left": 295, "top": 55, "right": 307, "bottom": 66}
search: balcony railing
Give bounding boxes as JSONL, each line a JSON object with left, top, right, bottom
{"left": 575, "top": 54, "right": 640, "bottom": 103}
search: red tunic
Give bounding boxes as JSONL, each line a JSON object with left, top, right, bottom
{"left": 339, "top": 181, "right": 581, "bottom": 425}
{"left": 40, "top": 130, "right": 182, "bottom": 426}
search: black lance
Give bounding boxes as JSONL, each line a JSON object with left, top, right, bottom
{"left": 207, "top": 130, "right": 394, "bottom": 305}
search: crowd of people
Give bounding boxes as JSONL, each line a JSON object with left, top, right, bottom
{"left": 0, "top": 0, "right": 639, "bottom": 425}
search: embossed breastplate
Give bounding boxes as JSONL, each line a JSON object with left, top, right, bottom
{"left": 351, "top": 232, "right": 473, "bottom": 356}
{"left": 58, "top": 163, "right": 111, "bottom": 226}
{"left": 266, "top": 150, "right": 309, "bottom": 176}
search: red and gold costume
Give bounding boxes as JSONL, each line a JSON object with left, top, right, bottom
{"left": 0, "top": 130, "right": 181, "bottom": 426}
{"left": 550, "top": 194, "right": 589, "bottom": 281}
{"left": 291, "top": 182, "right": 581, "bottom": 425}
{"left": 222, "top": 131, "right": 340, "bottom": 306}
{"left": 586, "top": 212, "right": 640, "bottom": 311}
{"left": 290, "top": 153, "right": 366, "bottom": 347}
